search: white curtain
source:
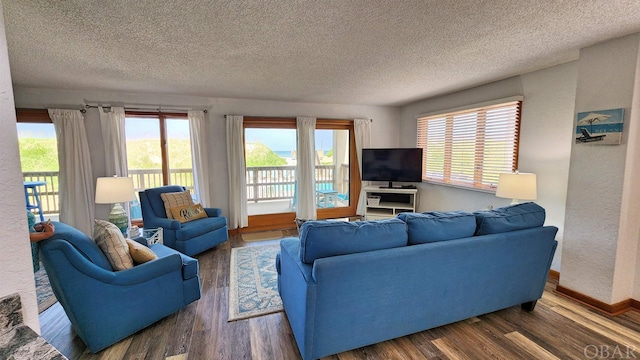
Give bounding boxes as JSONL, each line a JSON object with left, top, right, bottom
{"left": 226, "top": 115, "right": 248, "bottom": 229}
{"left": 354, "top": 118, "right": 372, "bottom": 216}
{"left": 188, "top": 110, "right": 212, "bottom": 207}
{"left": 98, "top": 106, "right": 128, "bottom": 176}
{"left": 49, "top": 109, "right": 95, "bottom": 236}
{"left": 296, "top": 117, "right": 317, "bottom": 220}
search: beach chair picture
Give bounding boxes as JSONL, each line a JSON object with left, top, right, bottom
{"left": 575, "top": 108, "right": 624, "bottom": 145}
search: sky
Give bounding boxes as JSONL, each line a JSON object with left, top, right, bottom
{"left": 16, "top": 118, "right": 190, "bottom": 140}
{"left": 245, "top": 128, "right": 334, "bottom": 151}
{"left": 16, "top": 123, "right": 54, "bottom": 138}
{"left": 576, "top": 108, "right": 624, "bottom": 125}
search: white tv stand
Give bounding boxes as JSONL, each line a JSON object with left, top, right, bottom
{"left": 364, "top": 186, "right": 418, "bottom": 220}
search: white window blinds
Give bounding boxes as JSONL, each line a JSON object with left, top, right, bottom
{"left": 417, "top": 100, "right": 521, "bottom": 191}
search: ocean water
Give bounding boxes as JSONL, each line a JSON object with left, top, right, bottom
{"left": 274, "top": 150, "right": 293, "bottom": 158}
{"left": 274, "top": 150, "right": 330, "bottom": 158}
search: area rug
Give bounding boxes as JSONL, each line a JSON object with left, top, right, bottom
{"left": 241, "top": 230, "right": 284, "bottom": 242}
{"left": 228, "top": 244, "right": 283, "bottom": 321}
{"left": 35, "top": 267, "right": 57, "bottom": 313}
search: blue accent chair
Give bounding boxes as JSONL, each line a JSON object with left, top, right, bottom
{"left": 38, "top": 222, "right": 201, "bottom": 353}
{"left": 139, "top": 185, "right": 228, "bottom": 256}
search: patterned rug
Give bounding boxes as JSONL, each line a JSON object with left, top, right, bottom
{"left": 228, "top": 244, "right": 283, "bottom": 321}
{"left": 35, "top": 267, "right": 57, "bottom": 313}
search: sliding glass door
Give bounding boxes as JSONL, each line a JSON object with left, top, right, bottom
{"left": 243, "top": 117, "right": 359, "bottom": 229}
{"left": 244, "top": 127, "right": 297, "bottom": 215}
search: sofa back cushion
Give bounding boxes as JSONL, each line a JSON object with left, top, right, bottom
{"left": 397, "top": 211, "right": 476, "bottom": 244}
{"left": 299, "top": 219, "right": 408, "bottom": 264}
{"left": 473, "top": 202, "right": 545, "bottom": 235}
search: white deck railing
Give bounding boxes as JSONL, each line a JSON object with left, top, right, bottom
{"left": 23, "top": 164, "right": 348, "bottom": 214}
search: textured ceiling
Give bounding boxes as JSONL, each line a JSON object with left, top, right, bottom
{"left": 3, "top": 0, "right": 640, "bottom": 107}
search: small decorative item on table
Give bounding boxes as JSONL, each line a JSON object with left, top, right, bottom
{"left": 143, "top": 227, "right": 164, "bottom": 245}
{"left": 367, "top": 195, "right": 381, "bottom": 206}
{"left": 128, "top": 225, "right": 140, "bottom": 238}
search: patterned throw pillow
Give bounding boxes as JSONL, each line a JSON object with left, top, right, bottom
{"left": 170, "top": 203, "right": 208, "bottom": 223}
{"left": 93, "top": 220, "right": 133, "bottom": 271}
{"left": 126, "top": 239, "right": 158, "bottom": 264}
{"left": 160, "top": 190, "right": 194, "bottom": 219}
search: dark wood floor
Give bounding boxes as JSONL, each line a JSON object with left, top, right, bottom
{"left": 40, "top": 230, "right": 640, "bottom": 360}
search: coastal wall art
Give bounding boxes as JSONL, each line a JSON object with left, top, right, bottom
{"left": 575, "top": 108, "right": 624, "bottom": 145}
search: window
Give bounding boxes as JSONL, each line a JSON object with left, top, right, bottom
{"left": 244, "top": 126, "right": 297, "bottom": 215}
{"left": 125, "top": 111, "right": 194, "bottom": 195}
{"left": 243, "top": 117, "right": 358, "bottom": 222}
{"left": 417, "top": 100, "right": 521, "bottom": 191}
{"left": 16, "top": 110, "right": 60, "bottom": 219}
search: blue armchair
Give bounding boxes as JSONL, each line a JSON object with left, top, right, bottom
{"left": 38, "top": 222, "right": 201, "bottom": 353}
{"left": 139, "top": 185, "right": 228, "bottom": 256}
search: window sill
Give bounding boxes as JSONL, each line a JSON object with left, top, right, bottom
{"left": 421, "top": 179, "right": 497, "bottom": 195}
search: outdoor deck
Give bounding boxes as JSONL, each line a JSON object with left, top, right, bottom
{"left": 24, "top": 164, "right": 349, "bottom": 218}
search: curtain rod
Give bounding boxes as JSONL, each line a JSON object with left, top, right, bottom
{"left": 223, "top": 115, "right": 372, "bottom": 121}
{"left": 83, "top": 104, "right": 207, "bottom": 113}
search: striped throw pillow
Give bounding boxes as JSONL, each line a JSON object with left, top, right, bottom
{"left": 160, "top": 190, "right": 194, "bottom": 219}
{"left": 93, "top": 220, "right": 133, "bottom": 271}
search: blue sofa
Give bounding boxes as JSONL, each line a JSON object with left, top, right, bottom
{"left": 139, "top": 185, "right": 228, "bottom": 256}
{"left": 276, "top": 202, "right": 558, "bottom": 360}
{"left": 39, "top": 222, "right": 201, "bottom": 353}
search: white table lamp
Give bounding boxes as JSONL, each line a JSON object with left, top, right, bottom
{"left": 496, "top": 172, "right": 537, "bottom": 205}
{"left": 95, "top": 176, "right": 135, "bottom": 235}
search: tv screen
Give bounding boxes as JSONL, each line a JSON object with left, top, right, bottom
{"left": 361, "top": 148, "right": 423, "bottom": 187}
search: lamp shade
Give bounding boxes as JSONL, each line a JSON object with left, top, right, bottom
{"left": 496, "top": 172, "right": 537, "bottom": 202}
{"left": 95, "top": 177, "right": 135, "bottom": 204}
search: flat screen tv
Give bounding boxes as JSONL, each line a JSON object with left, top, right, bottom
{"left": 361, "top": 148, "right": 423, "bottom": 188}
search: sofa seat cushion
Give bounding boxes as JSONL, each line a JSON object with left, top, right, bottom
{"left": 397, "top": 211, "right": 476, "bottom": 244}
{"left": 473, "top": 202, "right": 546, "bottom": 235}
{"left": 175, "top": 216, "right": 227, "bottom": 241}
{"left": 149, "top": 243, "right": 199, "bottom": 280}
{"left": 299, "top": 218, "right": 408, "bottom": 264}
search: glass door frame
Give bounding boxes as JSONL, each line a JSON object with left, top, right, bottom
{"left": 243, "top": 117, "right": 360, "bottom": 231}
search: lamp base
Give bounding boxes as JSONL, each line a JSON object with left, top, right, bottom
{"left": 108, "top": 203, "right": 129, "bottom": 235}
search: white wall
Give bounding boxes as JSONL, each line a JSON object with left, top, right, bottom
{"left": 561, "top": 33, "right": 640, "bottom": 304}
{"left": 632, "top": 46, "right": 640, "bottom": 300}
{"left": 519, "top": 62, "right": 578, "bottom": 271}
{"left": 612, "top": 50, "right": 640, "bottom": 299}
{"left": 0, "top": 2, "right": 40, "bottom": 332}
{"left": 12, "top": 87, "right": 401, "bottom": 220}
{"left": 611, "top": 37, "right": 640, "bottom": 303}
{"left": 399, "top": 64, "right": 578, "bottom": 271}
{"left": 636, "top": 232, "right": 640, "bottom": 299}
